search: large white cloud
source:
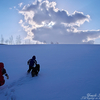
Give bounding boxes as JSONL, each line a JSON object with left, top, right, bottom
{"left": 18, "top": 0, "right": 100, "bottom": 44}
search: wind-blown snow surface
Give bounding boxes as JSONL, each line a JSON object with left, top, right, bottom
{"left": 0, "top": 44, "right": 100, "bottom": 100}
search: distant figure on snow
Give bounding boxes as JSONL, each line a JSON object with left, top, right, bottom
{"left": 0, "top": 62, "right": 9, "bottom": 86}
{"left": 27, "top": 56, "right": 40, "bottom": 77}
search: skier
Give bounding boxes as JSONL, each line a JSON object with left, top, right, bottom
{"left": 27, "top": 56, "right": 40, "bottom": 77}
{"left": 0, "top": 62, "right": 9, "bottom": 86}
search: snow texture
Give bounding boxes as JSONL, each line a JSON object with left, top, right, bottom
{"left": 0, "top": 44, "right": 100, "bottom": 100}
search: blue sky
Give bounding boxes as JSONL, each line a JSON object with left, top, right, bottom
{"left": 0, "top": 0, "right": 100, "bottom": 44}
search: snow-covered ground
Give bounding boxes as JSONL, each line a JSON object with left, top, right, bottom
{"left": 0, "top": 44, "right": 100, "bottom": 100}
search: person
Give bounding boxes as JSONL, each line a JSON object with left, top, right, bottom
{"left": 27, "top": 56, "right": 37, "bottom": 73}
{"left": 0, "top": 62, "right": 9, "bottom": 86}
{"left": 27, "top": 56, "right": 40, "bottom": 77}
{"left": 31, "top": 64, "right": 40, "bottom": 77}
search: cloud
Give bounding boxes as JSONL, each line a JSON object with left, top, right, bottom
{"left": 18, "top": 0, "right": 100, "bottom": 44}
{"left": 9, "top": 8, "right": 12, "bottom": 10}
{"left": 19, "top": 20, "right": 23, "bottom": 24}
{"left": 18, "top": 3, "right": 23, "bottom": 7}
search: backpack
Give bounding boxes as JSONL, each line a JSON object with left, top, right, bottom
{"left": 29, "top": 59, "right": 36, "bottom": 67}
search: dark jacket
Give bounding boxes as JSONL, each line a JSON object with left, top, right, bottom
{"left": 28, "top": 58, "right": 37, "bottom": 67}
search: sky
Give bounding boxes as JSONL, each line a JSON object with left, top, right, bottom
{"left": 0, "top": 0, "right": 100, "bottom": 44}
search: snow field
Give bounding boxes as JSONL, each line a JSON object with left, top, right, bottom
{"left": 0, "top": 44, "right": 100, "bottom": 100}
